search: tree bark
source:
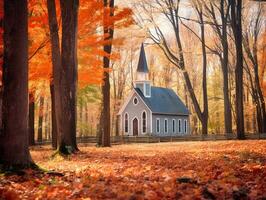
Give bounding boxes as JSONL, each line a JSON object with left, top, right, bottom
{"left": 99, "top": 0, "right": 115, "bottom": 147}
{"left": 29, "top": 92, "right": 35, "bottom": 146}
{"left": 47, "top": 0, "right": 62, "bottom": 151}
{"left": 230, "top": 0, "right": 245, "bottom": 139}
{"left": 197, "top": 9, "right": 208, "bottom": 135}
{"left": 50, "top": 83, "right": 57, "bottom": 149}
{"left": 220, "top": 0, "right": 233, "bottom": 136}
{"left": 37, "top": 96, "right": 44, "bottom": 143}
{"left": 0, "top": 0, "right": 34, "bottom": 168}
{"left": 59, "top": 0, "right": 79, "bottom": 153}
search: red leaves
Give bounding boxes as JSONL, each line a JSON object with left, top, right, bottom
{"left": 2, "top": 141, "right": 265, "bottom": 199}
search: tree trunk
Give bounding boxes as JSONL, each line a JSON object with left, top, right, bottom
{"left": 99, "top": 0, "right": 115, "bottom": 147}
{"left": 0, "top": 0, "right": 34, "bottom": 168}
{"left": 50, "top": 83, "right": 57, "bottom": 149}
{"left": 29, "top": 92, "right": 35, "bottom": 146}
{"left": 79, "top": 102, "right": 83, "bottom": 137}
{"left": 230, "top": 0, "right": 245, "bottom": 139}
{"left": 97, "top": 109, "right": 103, "bottom": 146}
{"left": 59, "top": 0, "right": 79, "bottom": 153}
{"left": 255, "top": 67, "right": 266, "bottom": 133}
{"left": 220, "top": 0, "right": 233, "bottom": 136}
{"left": 37, "top": 96, "right": 44, "bottom": 143}
{"left": 47, "top": 0, "right": 62, "bottom": 150}
{"left": 198, "top": 11, "right": 208, "bottom": 135}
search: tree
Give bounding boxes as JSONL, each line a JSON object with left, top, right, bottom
{"left": 47, "top": 0, "right": 62, "bottom": 150}
{"left": 97, "top": 0, "right": 133, "bottom": 145}
{"left": 0, "top": 0, "right": 34, "bottom": 169}
{"left": 28, "top": 91, "right": 35, "bottom": 146}
{"left": 37, "top": 95, "right": 44, "bottom": 143}
{"left": 58, "top": 0, "right": 79, "bottom": 153}
{"left": 204, "top": 0, "right": 233, "bottom": 135}
{"left": 98, "top": 0, "right": 115, "bottom": 147}
{"left": 243, "top": 3, "right": 266, "bottom": 133}
{"left": 229, "top": 0, "right": 245, "bottom": 139}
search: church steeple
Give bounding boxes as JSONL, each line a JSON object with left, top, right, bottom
{"left": 137, "top": 43, "right": 149, "bottom": 73}
{"left": 134, "top": 43, "right": 151, "bottom": 98}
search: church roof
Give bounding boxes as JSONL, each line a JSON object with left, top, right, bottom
{"left": 137, "top": 43, "right": 149, "bottom": 73}
{"left": 135, "top": 86, "right": 189, "bottom": 115}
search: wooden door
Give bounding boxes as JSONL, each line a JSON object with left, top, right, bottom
{"left": 133, "top": 118, "right": 138, "bottom": 136}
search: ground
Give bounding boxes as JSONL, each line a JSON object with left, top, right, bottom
{"left": 0, "top": 141, "right": 266, "bottom": 200}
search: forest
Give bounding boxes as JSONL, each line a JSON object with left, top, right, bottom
{"left": 0, "top": 0, "right": 265, "bottom": 199}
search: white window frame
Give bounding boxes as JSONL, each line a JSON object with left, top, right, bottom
{"left": 172, "top": 119, "right": 176, "bottom": 133}
{"left": 144, "top": 83, "right": 151, "bottom": 98}
{"left": 124, "top": 113, "right": 129, "bottom": 133}
{"left": 141, "top": 110, "right": 147, "bottom": 134}
{"left": 178, "top": 119, "right": 182, "bottom": 133}
{"left": 184, "top": 119, "right": 187, "bottom": 134}
{"left": 156, "top": 118, "right": 160, "bottom": 133}
{"left": 164, "top": 118, "right": 168, "bottom": 134}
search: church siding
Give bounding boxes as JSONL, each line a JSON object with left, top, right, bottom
{"left": 121, "top": 92, "right": 151, "bottom": 136}
{"left": 152, "top": 114, "right": 189, "bottom": 136}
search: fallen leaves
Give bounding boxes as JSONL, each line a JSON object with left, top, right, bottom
{"left": 0, "top": 140, "right": 266, "bottom": 199}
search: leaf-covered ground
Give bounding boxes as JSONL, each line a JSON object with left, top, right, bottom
{"left": 1, "top": 140, "right": 266, "bottom": 199}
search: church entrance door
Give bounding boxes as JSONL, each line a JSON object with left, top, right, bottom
{"left": 133, "top": 118, "right": 138, "bottom": 136}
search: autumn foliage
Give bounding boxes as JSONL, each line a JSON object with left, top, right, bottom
{"left": 25, "top": 0, "right": 133, "bottom": 92}
{"left": 0, "top": 141, "right": 265, "bottom": 199}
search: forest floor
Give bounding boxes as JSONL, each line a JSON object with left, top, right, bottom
{"left": 0, "top": 141, "right": 266, "bottom": 200}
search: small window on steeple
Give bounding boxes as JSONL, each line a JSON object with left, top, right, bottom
{"left": 145, "top": 83, "right": 151, "bottom": 97}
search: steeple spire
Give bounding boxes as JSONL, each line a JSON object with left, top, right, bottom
{"left": 135, "top": 43, "right": 151, "bottom": 98}
{"left": 137, "top": 43, "right": 149, "bottom": 73}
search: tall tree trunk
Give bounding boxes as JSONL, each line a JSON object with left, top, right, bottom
{"left": 99, "top": 0, "right": 115, "bottom": 147}
{"left": 59, "top": 0, "right": 79, "bottom": 153}
{"left": 37, "top": 96, "right": 44, "bottom": 143}
{"left": 97, "top": 109, "right": 103, "bottom": 146}
{"left": 254, "top": 65, "right": 266, "bottom": 133}
{"left": 0, "top": 0, "right": 34, "bottom": 168}
{"left": 198, "top": 10, "right": 208, "bottom": 135}
{"left": 47, "top": 0, "right": 62, "bottom": 151}
{"left": 29, "top": 91, "right": 35, "bottom": 146}
{"left": 230, "top": 0, "right": 245, "bottom": 139}
{"left": 85, "top": 102, "right": 89, "bottom": 137}
{"left": 50, "top": 83, "right": 57, "bottom": 149}
{"left": 220, "top": 0, "right": 233, "bottom": 136}
{"left": 79, "top": 102, "right": 83, "bottom": 137}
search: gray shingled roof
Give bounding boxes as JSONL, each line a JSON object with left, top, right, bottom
{"left": 135, "top": 86, "right": 189, "bottom": 115}
{"left": 137, "top": 43, "right": 149, "bottom": 73}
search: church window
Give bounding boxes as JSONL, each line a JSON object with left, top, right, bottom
{"left": 142, "top": 111, "right": 147, "bottom": 133}
{"left": 156, "top": 118, "right": 160, "bottom": 133}
{"left": 184, "top": 120, "right": 187, "bottom": 134}
{"left": 178, "top": 119, "right": 182, "bottom": 133}
{"left": 133, "top": 97, "right": 138, "bottom": 105}
{"left": 124, "top": 113, "right": 129, "bottom": 133}
{"left": 172, "top": 119, "right": 176, "bottom": 133}
{"left": 164, "top": 119, "right": 168, "bottom": 133}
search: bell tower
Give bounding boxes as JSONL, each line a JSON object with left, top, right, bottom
{"left": 134, "top": 43, "right": 151, "bottom": 98}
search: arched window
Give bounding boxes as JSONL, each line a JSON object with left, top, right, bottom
{"left": 156, "top": 118, "right": 160, "bottom": 133}
{"left": 142, "top": 111, "right": 147, "bottom": 133}
{"left": 178, "top": 119, "right": 182, "bottom": 133}
{"left": 184, "top": 120, "right": 187, "bottom": 134}
{"left": 164, "top": 119, "right": 168, "bottom": 133}
{"left": 124, "top": 113, "right": 128, "bottom": 133}
{"left": 172, "top": 119, "right": 176, "bottom": 133}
